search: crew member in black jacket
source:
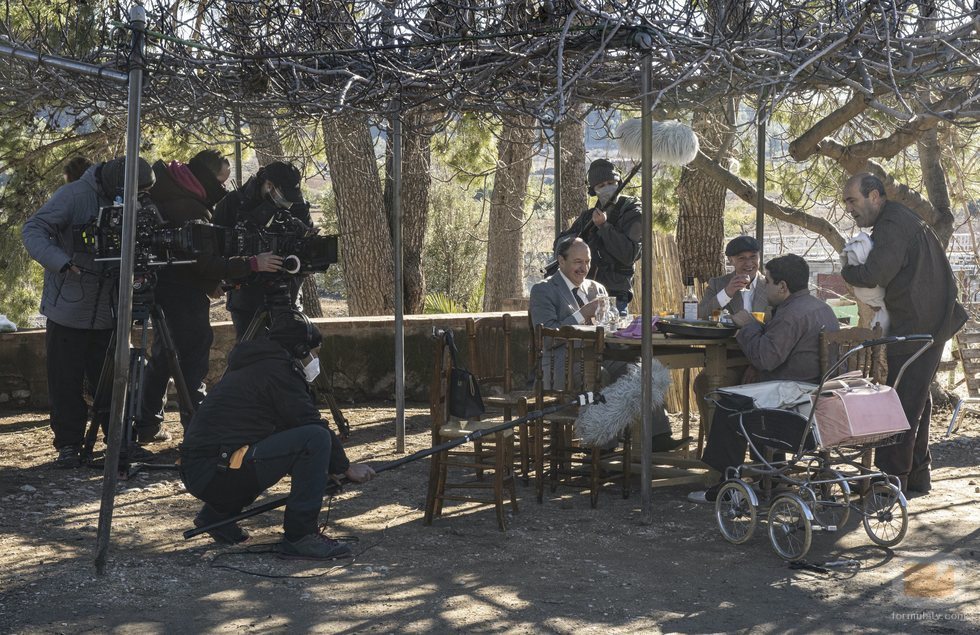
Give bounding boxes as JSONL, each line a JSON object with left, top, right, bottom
{"left": 212, "top": 161, "right": 311, "bottom": 339}
{"left": 179, "top": 311, "right": 374, "bottom": 559}
{"left": 136, "top": 150, "right": 280, "bottom": 443}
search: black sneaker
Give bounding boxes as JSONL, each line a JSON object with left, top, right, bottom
{"left": 137, "top": 428, "right": 172, "bottom": 444}
{"left": 279, "top": 533, "right": 352, "bottom": 560}
{"left": 193, "top": 504, "right": 249, "bottom": 545}
{"left": 651, "top": 434, "right": 693, "bottom": 453}
{"left": 54, "top": 445, "right": 81, "bottom": 469}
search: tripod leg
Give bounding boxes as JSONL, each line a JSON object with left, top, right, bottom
{"left": 151, "top": 305, "right": 197, "bottom": 420}
{"left": 312, "top": 375, "right": 351, "bottom": 439}
{"left": 82, "top": 335, "right": 117, "bottom": 462}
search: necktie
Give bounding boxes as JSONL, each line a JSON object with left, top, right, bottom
{"left": 572, "top": 287, "right": 585, "bottom": 308}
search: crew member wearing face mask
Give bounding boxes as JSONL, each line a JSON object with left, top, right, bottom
{"left": 179, "top": 311, "right": 375, "bottom": 559}
{"left": 552, "top": 159, "right": 642, "bottom": 315}
{"left": 212, "top": 161, "right": 314, "bottom": 339}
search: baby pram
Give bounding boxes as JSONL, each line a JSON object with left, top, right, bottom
{"left": 705, "top": 334, "right": 933, "bottom": 560}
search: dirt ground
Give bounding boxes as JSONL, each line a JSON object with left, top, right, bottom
{"left": 0, "top": 398, "right": 978, "bottom": 634}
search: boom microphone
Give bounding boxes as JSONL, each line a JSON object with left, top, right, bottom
{"left": 616, "top": 118, "right": 699, "bottom": 165}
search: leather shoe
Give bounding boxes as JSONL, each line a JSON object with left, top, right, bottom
{"left": 651, "top": 433, "right": 692, "bottom": 453}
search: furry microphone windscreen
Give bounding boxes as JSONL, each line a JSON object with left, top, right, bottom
{"left": 616, "top": 118, "right": 700, "bottom": 166}
{"left": 574, "top": 362, "right": 671, "bottom": 448}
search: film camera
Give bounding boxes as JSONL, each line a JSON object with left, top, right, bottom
{"left": 75, "top": 194, "right": 338, "bottom": 273}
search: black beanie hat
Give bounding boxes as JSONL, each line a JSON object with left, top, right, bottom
{"left": 587, "top": 159, "right": 620, "bottom": 196}
{"left": 99, "top": 156, "right": 155, "bottom": 196}
{"left": 267, "top": 311, "right": 322, "bottom": 358}
{"left": 259, "top": 161, "right": 304, "bottom": 204}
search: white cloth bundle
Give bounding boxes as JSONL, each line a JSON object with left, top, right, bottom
{"left": 574, "top": 362, "right": 670, "bottom": 447}
{"left": 843, "top": 232, "right": 889, "bottom": 334}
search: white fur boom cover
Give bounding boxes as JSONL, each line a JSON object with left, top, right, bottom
{"left": 616, "top": 118, "right": 700, "bottom": 166}
{"left": 574, "top": 362, "right": 671, "bottom": 447}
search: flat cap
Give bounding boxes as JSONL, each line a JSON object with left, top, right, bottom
{"left": 725, "top": 235, "right": 761, "bottom": 257}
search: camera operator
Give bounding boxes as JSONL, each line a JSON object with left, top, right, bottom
{"left": 179, "top": 311, "right": 374, "bottom": 558}
{"left": 135, "top": 150, "right": 281, "bottom": 443}
{"left": 21, "top": 156, "right": 155, "bottom": 467}
{"left": 213, "top": 161, "right": 311, "bottom": 340}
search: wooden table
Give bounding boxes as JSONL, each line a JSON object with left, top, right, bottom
{"left": 603, "top": 332, "right": 747, "bottom": 488}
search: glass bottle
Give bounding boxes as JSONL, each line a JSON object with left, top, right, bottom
{"left": 682, "top": 276, "right": 698, "bottom": 320}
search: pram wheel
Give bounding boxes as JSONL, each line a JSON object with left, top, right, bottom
{"left": 767, "top": 494, "right": 813, "bottom": 560}
{"left": 715, "top": 480, "right": 758, "bottom": 544}
{"left": 862, "top": 481, "right": 908, "bottom": 547}
{"left": 801, "top": 469, "right": 851, "bottom": 531}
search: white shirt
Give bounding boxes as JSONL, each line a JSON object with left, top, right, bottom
{"left": 558, "top": 271, "right": 589, "bottom": 324}
{"left": 716, "top": 272, "right": 761, "bottom": 312}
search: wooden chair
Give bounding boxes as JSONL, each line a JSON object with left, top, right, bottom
{"left": 534, "top": 324, "right": 631, "bottom": 507}
{"left": 424, "top": 331, "right": 519, "bottom": 531}
{"left": 466, "top": 314, "right": 551, "bottom": 482}
{"left": 820, "top": 325, "right": 885, "bottom": 383}
{"left": 945, "top": 321, "right": 980, "bottom": 436}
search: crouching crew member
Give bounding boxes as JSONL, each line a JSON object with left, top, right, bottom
{"left": 179, "top": 311, "right": 374, "bottom": 559}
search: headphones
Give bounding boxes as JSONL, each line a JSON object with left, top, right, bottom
{"left": 272, "top": 310, "right": 318, "bottom": 359}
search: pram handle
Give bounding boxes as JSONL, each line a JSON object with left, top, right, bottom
{"left": 859, "top": 334, "right": 933, "bottom": 349}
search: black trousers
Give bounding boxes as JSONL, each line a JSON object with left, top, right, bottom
{"left": 45, "top": 319, "right": 113, "bottom": 449}
{"left": 701, "top": 406, "right": 804, "bottom": 476}
{"left": 875, "top": 342, "right": 945, "bottom": 483}
{"left": 197, "top": 426, "right": 334, "bottom": 541}
{"left": 138, "top": 281, "right": 213, "bottom": 433}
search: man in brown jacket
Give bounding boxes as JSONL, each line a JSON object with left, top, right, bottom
{"left": 841, "top": 173, "right": 967, "bottom": 494}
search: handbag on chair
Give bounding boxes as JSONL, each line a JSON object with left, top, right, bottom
{"left": 445, "top": 329, "right": 486, "bottom": 419}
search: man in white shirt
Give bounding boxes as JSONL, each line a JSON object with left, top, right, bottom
{"left": 530, "top": 238, "right": 607, "bottom": 328}
{"left": 698, "top": 236, "right": 770, "bottom": 319}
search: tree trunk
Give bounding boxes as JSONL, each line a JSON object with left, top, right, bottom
{"left": 323, "top": 112, "right": 394, "bottom": 316}
{"left": 300, "top": 276, "right": 323, "bottom": 317}
{"left": 385, "top": 111, "right": 433, "bottom": 314}
{"left": 483, "top": 114, "right": 536, "bottom": 310}
{"left": 249, "top": 117, "right": 284, "bottom": 166}
{"left": 676, "top": 97, "right": 736, "bottom": 283}
{"left": 917, "top": 125, "right": 955, "bottom": 247}
{"left": 557, "top": 105, "right": 587, "bottom": 230}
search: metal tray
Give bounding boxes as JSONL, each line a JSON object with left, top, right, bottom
{"left": 656, "top": 318, "right": 737, "bottom": 339}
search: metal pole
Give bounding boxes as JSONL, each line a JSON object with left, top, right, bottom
{"left": 393, "top": 108, "right": 405, "bottom": 453}
{"left": 234, "top": 112, "right": 244, "bottom": 188}
{"left": 0, "top": 41, "right": 127, "bottom": 83}
{"left": 95, "top": 5, "right": 145, "bottom": 575}
{"left": 639, "top": 54, "right": 654, "bottom": 520}
{"left": 756, "top": 91, "right": 767, "bottom": 261}
{"left": 554, "top": 124, "right": 562, "bottom": 237}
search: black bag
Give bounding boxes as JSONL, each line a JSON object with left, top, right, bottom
{"left": 445, "top": 329, "right": 485, "bottom": 419}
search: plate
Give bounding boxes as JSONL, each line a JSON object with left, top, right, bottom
{"left": 656, "top": 318, "right": 737, "bottom": 339}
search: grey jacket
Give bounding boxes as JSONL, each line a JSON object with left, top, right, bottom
{"left": 22, "top": 165, "right": 116, "bottom": 329}
{"left": 842, "top": 201, "right": 967, "bottom": 354}
{"left": 736, "top": 290, "right": 839, "bottom": 384}
{"left": 530, "top": 274, "right": 607, "bottom": 390}
{"left": 698, "top": 272, "right": 770, "bottom": 319}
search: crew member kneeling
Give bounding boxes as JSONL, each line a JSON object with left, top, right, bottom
{"left": 179, "top": 311, "right": 374, "bottom": 559}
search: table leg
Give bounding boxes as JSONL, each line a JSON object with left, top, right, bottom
{"left": 702, "top": 343, "right": 728, "bottom": 441}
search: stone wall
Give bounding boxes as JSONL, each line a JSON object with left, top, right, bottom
{"left": 0, "top": 312, "right": 531, "bottom": 410}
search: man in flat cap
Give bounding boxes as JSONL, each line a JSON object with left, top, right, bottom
{"left": 553, "top": 158, "right": 642, "bottom": 316}
{"left": 22, "top": 156, "right": 156, "bottom": 467}
{"left": 213, "top": 161, "right": 313, "bottom": 339}
{"left": 698, "top": 235, "right": 770, "bottom": 319}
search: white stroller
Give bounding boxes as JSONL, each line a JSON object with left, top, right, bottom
{"left": 706, "top": 334, "right": 933, "bottom": 560}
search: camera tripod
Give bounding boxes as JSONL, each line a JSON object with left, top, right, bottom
{"left": 239, "top": 278, "right": 351, "bottom": 439}
{"left": 82, "top": 270, "right": 192, "bottom": 477}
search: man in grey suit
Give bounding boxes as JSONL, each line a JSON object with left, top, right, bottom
{"left": 698, "top": 235, "right": 770, "bottom": 319}
{"left": 530, "top": 239, "right": 684, "bottom": 450}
